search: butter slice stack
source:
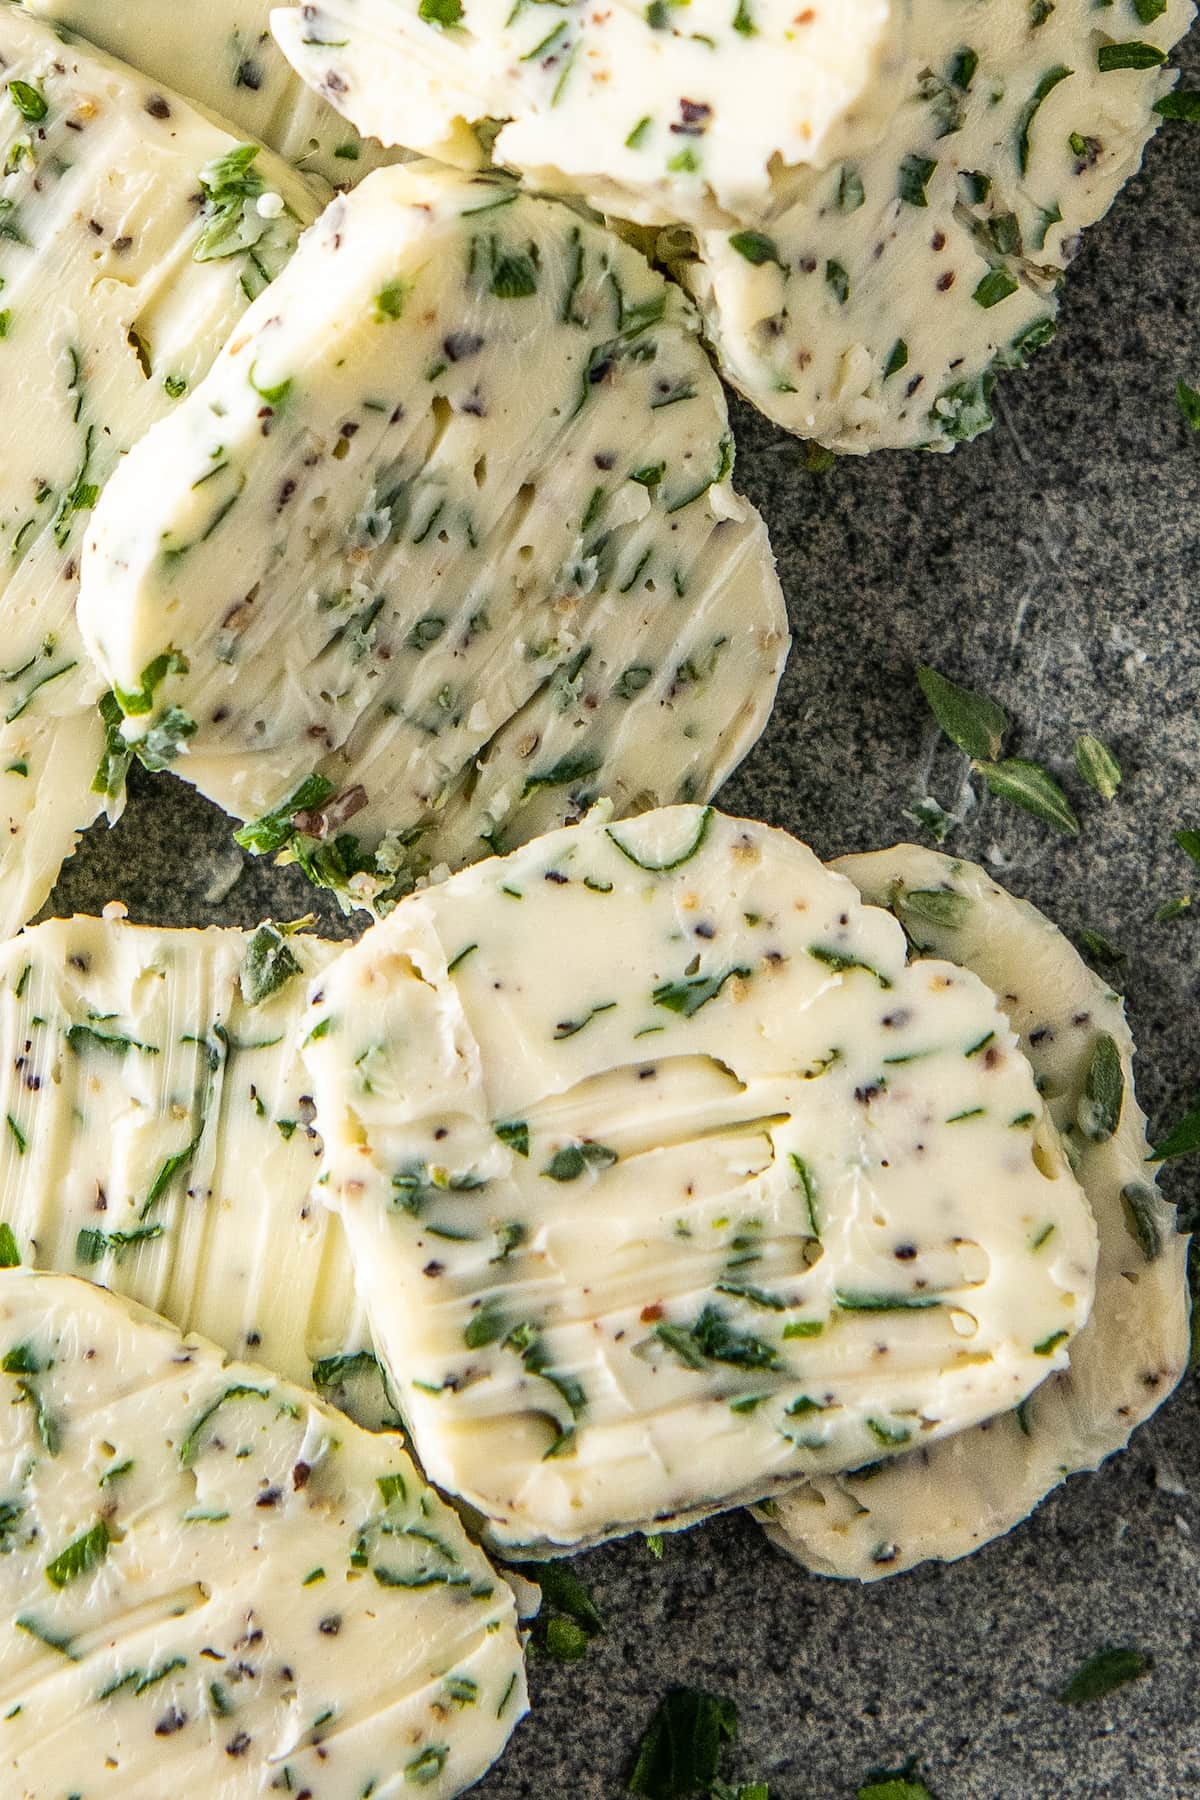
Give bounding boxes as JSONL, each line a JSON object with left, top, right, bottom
{"left": 0, "top": 914, "right": 390, "bottom": 1425}
{"left": 0, "top": 1268, "right": 526, "bottom": 1798}
{"left": 301, "top": 805, "right": 1099, "bottom": 1554}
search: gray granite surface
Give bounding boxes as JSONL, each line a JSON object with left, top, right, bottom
{"left": 46, "top": 33, "right": 1200, "bottom": 1800}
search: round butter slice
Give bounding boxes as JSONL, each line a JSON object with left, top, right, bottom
{"left": 79, "top": 164, "right": 788, "bottom": 916}
{"left": 0, "top": 915, "right": 390, "bottom": 1425}
{"left": 27, "top": 0, "right": 402, "bottom": 189}
{"left": 758, "top": 846, "right": 1188, "bottom": 1580}
{"left": 270, "top": 0, "right": 909, "bottom": 230}
{"left": 0, "top": 7, "right": 320, "bottom": 936}
{"left": 300, "top": 805, "right": 1097, "bottom": 1554}
{"left": 0, "top": 1268, "right": 526, "bottom": 1799}
{"left": 679, "top": 0, "right": 1194, "bottom": 451}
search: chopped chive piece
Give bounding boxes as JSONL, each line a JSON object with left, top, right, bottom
{"left": 897, "top": 154, "right": 937, "bottom": 206}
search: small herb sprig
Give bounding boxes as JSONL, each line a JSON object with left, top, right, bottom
{"left": 915, "top": 666, "right": 1124, "bottom": 839}
{"left": 627, "top": 1688, "right": 767, "bottom": 1799}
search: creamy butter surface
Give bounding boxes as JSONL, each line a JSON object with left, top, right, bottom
{"left": 759, "top": 847, "right": 1189, "bottom": 1579}
{"left": 271, "top": 0, "right": 909, "bottom": 228}
{"left": 681, "top": 0, "right": 1195, "bottom": 450}
{"left": 0, "top": 9, "right": 320, "bottom": 934}
{"left": 0, "top": 915, "right": 390, "bottom": 1424}
{"left": 301, "top": 806, "right": 1098, "bottom": 1553}
{"left": 0, "top": 1268, "right": 526, "bottom": 1798}
{"left": 27, "top": 0, "right": 401, "bottom": 187}
{"left": 80, "top": 165, "right": 788, "bottom": 915}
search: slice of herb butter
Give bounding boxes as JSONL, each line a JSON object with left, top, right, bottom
{"left": 0, "top": 1267, "right": 526, "bottom": 1797}
{"left": 301, "top": 805, "right": 1097, "bottom": 1554}
{"left": 271, "top": 0, "right": 909, "bottom": 230}
{"left": 0, "top": 914, "right": 392, "bottom": 1423}
{"left": 678, "top": 0, "right": 1195, "bottom": 451}
{"left": 79, "top": 164, "right": 789, "bottom": 916}
{"left": 0, "top": 9, "right": 321, "bottom": 936}
{"left": 27, "top": 0, "right": 402, "bottom": 189}
{"left": 758, "top": 845, "right": 1188, "bottom": 1580}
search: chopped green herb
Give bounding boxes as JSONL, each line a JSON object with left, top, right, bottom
{"left": 1074, "top": 734, "right": 1122, "bottom": 799}
{"left": 45, "top": 1520, "right": 109, "bottom": 1589}
{"left": 1077, "top": 1033, "right": 1123, "bottom": 1143}
{"left": 975, "top": 759, "right": 1080, "bottom": 836}
{"left": 76, "top": 1225, "right": 163, "bottom": 1266}
{"left": 654, "top": 965, "right": 751, "bottom": 1017}
{"left": 1155, "top": 90, "right": 1200, "bottom": 121}
{"left": 1121, "top": 1183, "right": 1164, "bottom": 1262}
{"left": 0, "top": 1224, "right": 19, "bottom": 1268}
{"left": 542, "top": 1141, "right": 618, "bottom": 1182}
{"left": 494, "top": 1120, "right": 530, "bottom": 1158}
{"left": 628, "top": 1688, "right": 738, "bottom": 1799}
{"left": 917, "top": 665, "right": 1008, "bottom": 761}
{"left": 898, "top": 154, "right": 937, "bottom": 206}
{"left": 1098, "top": 40, "right": 1165, "bottom": 71}
{"left": 1060, "top": 1646, "right": 1150, "bottom": 1704}
{"left": 8, "top": 82, "right": 47, "bottom": 122}
{"left": 896, "top": 888, "right": 971, "bottom": 931}
{"left": 1018, "top": 65, "right": 1073, "bottom": 173}
{"left": 179, "top": 1384, "right": 269, "bottom": 1466}
{"left": 1149, "top": 1104, "right": 1200, "bottom": 1163}
{"left": 974, "top": 269, "right": 1019, "bottom": 309}
{"left": 655, "top": 1304, "right": 779, "bottom": 1372}
{"left": 241, "top": 922, "right": 303, "bottom": 1005}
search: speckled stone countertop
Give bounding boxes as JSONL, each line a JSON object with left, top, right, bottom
{"left": 46, "top": 30, "right": 1200, "bottom": 1800}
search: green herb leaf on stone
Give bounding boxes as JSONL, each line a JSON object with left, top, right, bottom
{"left": 974, "top": 759, "right": 1080, "bottom": 836}
{"left": 916, "top": 666, "right": 1008, "bottom": 761}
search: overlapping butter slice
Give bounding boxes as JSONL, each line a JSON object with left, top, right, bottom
{"left": 79, "top": 164, "right": 789, "bottom": 916}
{"left": 0, "top": 914, "right": 391, "bottom": 1423}
{"left": 0, "top": 1268, "right": 526, "bottom": 1798}
{"left": 678, "top": 0, "right": 1195, "bottom": 450}
{"left": 0, "top": 8, "right": 321, "bottom": 935}
{"left": 270, "top": 0, "right": 909, "bottom": 230}
{"left": 301, "top": 805, "right": 1098, "bottom": 1554}
{"left": 26, "top": 0, "right": 400, "bottom": 188}
{"left": 758, "top": 847, "right": 1188, "bottom": 1579}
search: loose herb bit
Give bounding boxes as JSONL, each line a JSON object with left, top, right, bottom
{"left": 419, "top": 0, "right": 464, "bottom": 24}
{"left": 0, "top": 1223, "right": 19, "bottom": 1268}
{"left": 1078, "top": 927, "right": 1125, "bottom": 967}
{"left": 1073, "top": 733, "right": 1122, "bottom": 800}
{"left": 241, "top": 922, "right": 303, "bottom": 1005}
{"left": 5, "top": 1116, "right": 25, "bottom": 1156}
{"left": 1149, "top": 1104, "right": 1200, "bottom": 1163}
{"left": 45, "top": 1520, "right": 109, "bottom": 1589}
{"left": 1176, "top": 828, "right": 1200, "bottom": 867}
{"left": 1175, "top": 381, "right": 1200, "bottom": 429}
{"left": 1155, "top": 90, "right": 1200, "bottom": 121}
{"left": 857, "top": 1775, "right": 936, "bottom": 1800}
{"left": 837, "top": 1290, "right": 940, "bottom": 1313}
{"left": 525, "top": 1559, "right": 604, "bottom": 1663}
{"left": 194, "top": 144, "right": 278, "bottom": 263}
{"left": 917, "top": 666, "right": 1008, "bottom": 761}
{"left": 1154, "top": 896, "right": 1192, "bottom": 924}
{"left": 1060, "top": 1646, "right": 1150, "bottom": 1704}
{"left": 65, "top": 1024, "right": 158, "bottom": 1058}
{"left": 1077, "top": 1033, "right": 1124, "bottom": 1143}
{"left": 975, "top": 759, "right": 1080, "bottom": 836}
{"left": 628, "top": 1688, "right": 738, "bottom": 1798}
{"left": 141, "top": 1141, "right": 198, "bottom": 1221}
